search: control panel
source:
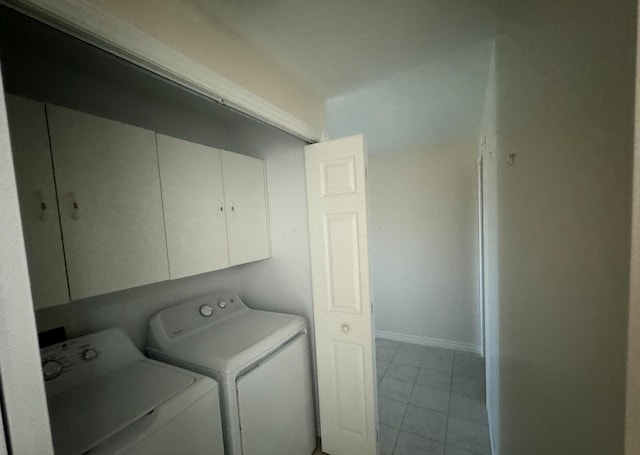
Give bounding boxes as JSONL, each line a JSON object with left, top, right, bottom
{"left": 40, "top": 328, "right": 144, "bottom": 398}
{"left": 151, "top": 291, "right": 247, "bottom": 343}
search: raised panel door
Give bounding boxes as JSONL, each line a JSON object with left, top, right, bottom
{"left": 305, "top": 135, "right": 377, "bottom": 455}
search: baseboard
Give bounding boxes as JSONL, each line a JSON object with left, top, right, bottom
{"left": 375, "top": 330, "right": 482, "bottom": 355}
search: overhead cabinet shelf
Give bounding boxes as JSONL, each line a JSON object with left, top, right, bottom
{"left": 7, "top": 95, "right": 271, "bottom": 308}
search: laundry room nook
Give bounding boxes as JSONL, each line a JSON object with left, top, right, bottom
{"left": 0, "top": 5, "right": 320, "bottom": 455}
{"left": 0, "top": 1, "right": 639, "bottom": 455}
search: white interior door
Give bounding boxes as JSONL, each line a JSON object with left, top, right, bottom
{"left": 305, "top": 135, "right": 377, "bottom": 455}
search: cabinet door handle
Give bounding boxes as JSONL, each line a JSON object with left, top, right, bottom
{"left": 36, "top": 190, "right": 49, "bottom": 222}
{"left": 218, "top": 201, "right": 224, "bottom": 219}
{"left": 70, "top": 192, "right": 81, "bottom": 220}
{"left": 230, "top": 200, "right": 235, "bottom": 217}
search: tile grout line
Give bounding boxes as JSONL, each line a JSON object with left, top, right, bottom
{"left": 443, "top": 351, "right": 458, "bottom": 454}
{"left": 377, "top": 339, "right": 403, "bottom": 454}
{"left": 390, "top": 346, "right": 421, "bottom": 455}
{"left": 386, "top": 342, "right": 409, "bottom": 454}
{"left": 384, "top": 341, "right": 424, "bottom": 454}
{"left": 385, "top": 344, "right": 416, "bottom": 455}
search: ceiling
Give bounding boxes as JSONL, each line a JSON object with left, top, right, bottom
{"left": 192, "top": 0, "right": 496, "bottom": 99}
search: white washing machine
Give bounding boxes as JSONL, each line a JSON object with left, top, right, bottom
{"left": 147, "top": 290, "right": 316, "bottom": 455}
{"left": 40, "top": 328, "right": 225, "bottom": 455}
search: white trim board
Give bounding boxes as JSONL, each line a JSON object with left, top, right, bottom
{"left": 5, "top": 0, "right": 322, "bottom": 143}
{"left": 375, "top": 330, "right": 482, "bottom": 355}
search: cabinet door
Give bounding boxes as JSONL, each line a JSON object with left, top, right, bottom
{"left": 6, "top": 96, "right": 69, "bottom": 308}
{"left": 221, "top": 151, "right": 270, "bottom": 265}
{"left": 46, "top": 105, "right": 169, "bottom": 299}
{"left": 156, "top": 134, "right": 230, "bottom": 278}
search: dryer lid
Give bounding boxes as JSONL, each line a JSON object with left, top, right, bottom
{"left": 48, "top": 360, "right": 194, "bottom": 455}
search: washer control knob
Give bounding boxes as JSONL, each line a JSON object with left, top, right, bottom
{"left": 42, "top": 360, "right": 63, "bottom": 381}
{"left": 199, "top": 304, "right": 214, "bottom": 317}
{"left": 81, "top": 348, "right": 98, "bottom": 361}
{"left": 217, "top": 300, "right": 227, "bottom": 309}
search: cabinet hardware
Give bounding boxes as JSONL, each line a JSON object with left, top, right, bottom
{"left": 70, "top": 192, "right": 81, "bottom": 220}
{"left": 37, "top": 190, "right": 49, "bottom": 222}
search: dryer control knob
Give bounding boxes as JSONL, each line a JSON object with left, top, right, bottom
{"left": 199, "top": 304, "right": 214, "bottom": 317}
{"left": 42, "top": 359, "right": 63, "bottom": 381}
{"left": 81, "top": 348, "right": 98, "bottom": 361}
{"left": 217, "top": 300, "right": 227, "bottom": 309}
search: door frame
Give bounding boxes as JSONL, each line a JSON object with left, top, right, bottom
{"left": 0, "top": 68, "right": 54, "bottom": 455}
{"left": 477, "top": 152, "right": 486, "bottom": 357}
{"left": 624, "top": 5, "right": 640, "bottom": 451}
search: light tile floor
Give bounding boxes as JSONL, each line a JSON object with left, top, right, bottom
{"left": 376, "top": 339, "right": 490, "bottom": 455}
{"left": 313, "top": 339, "right": 491, "bottom": 455}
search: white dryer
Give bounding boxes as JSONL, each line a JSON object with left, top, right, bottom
{"left": 147, "top": 291, "right": 316, "bottom": 455}
{"left": 40, "top": 328, "right": 225, "bottom": 455}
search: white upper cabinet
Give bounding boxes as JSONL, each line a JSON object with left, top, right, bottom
{"left": 6, "top": 97, "right": 271, "bottom": 306}
{"left": 6, "top": 95, "right": 69, "bottom": 308}
{"left": 157, "top": 135, "right": 271, "bottom": 273}
{"left": 46, "top": 104, "right": 169, "bottom": 300}
{"left": 156, "top": 133, "right": 230, "bottom": 278}
{"left": 221, "top": 151, "right": 270, "bottom": 266}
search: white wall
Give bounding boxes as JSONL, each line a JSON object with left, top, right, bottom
{"left": 494, "top": 0, "right": 635, "bottom": 453}
{"left": 326, "top": 41, "right": 493, "bottom": 156}
{"left": 369, "top": 139, "right": 480, "bottom": 350}
{"left": 92, "top": 0, "right": 325, "bottom": 134}
{"left": 325, "top": 42, "right": 492, "bottom": 350}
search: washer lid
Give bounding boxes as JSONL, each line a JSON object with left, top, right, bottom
{"left": 48, "top": 360, "right": 194, "bottom": 455}
{"left": 149, "top": 308, "right": 306, "bottom": 373}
